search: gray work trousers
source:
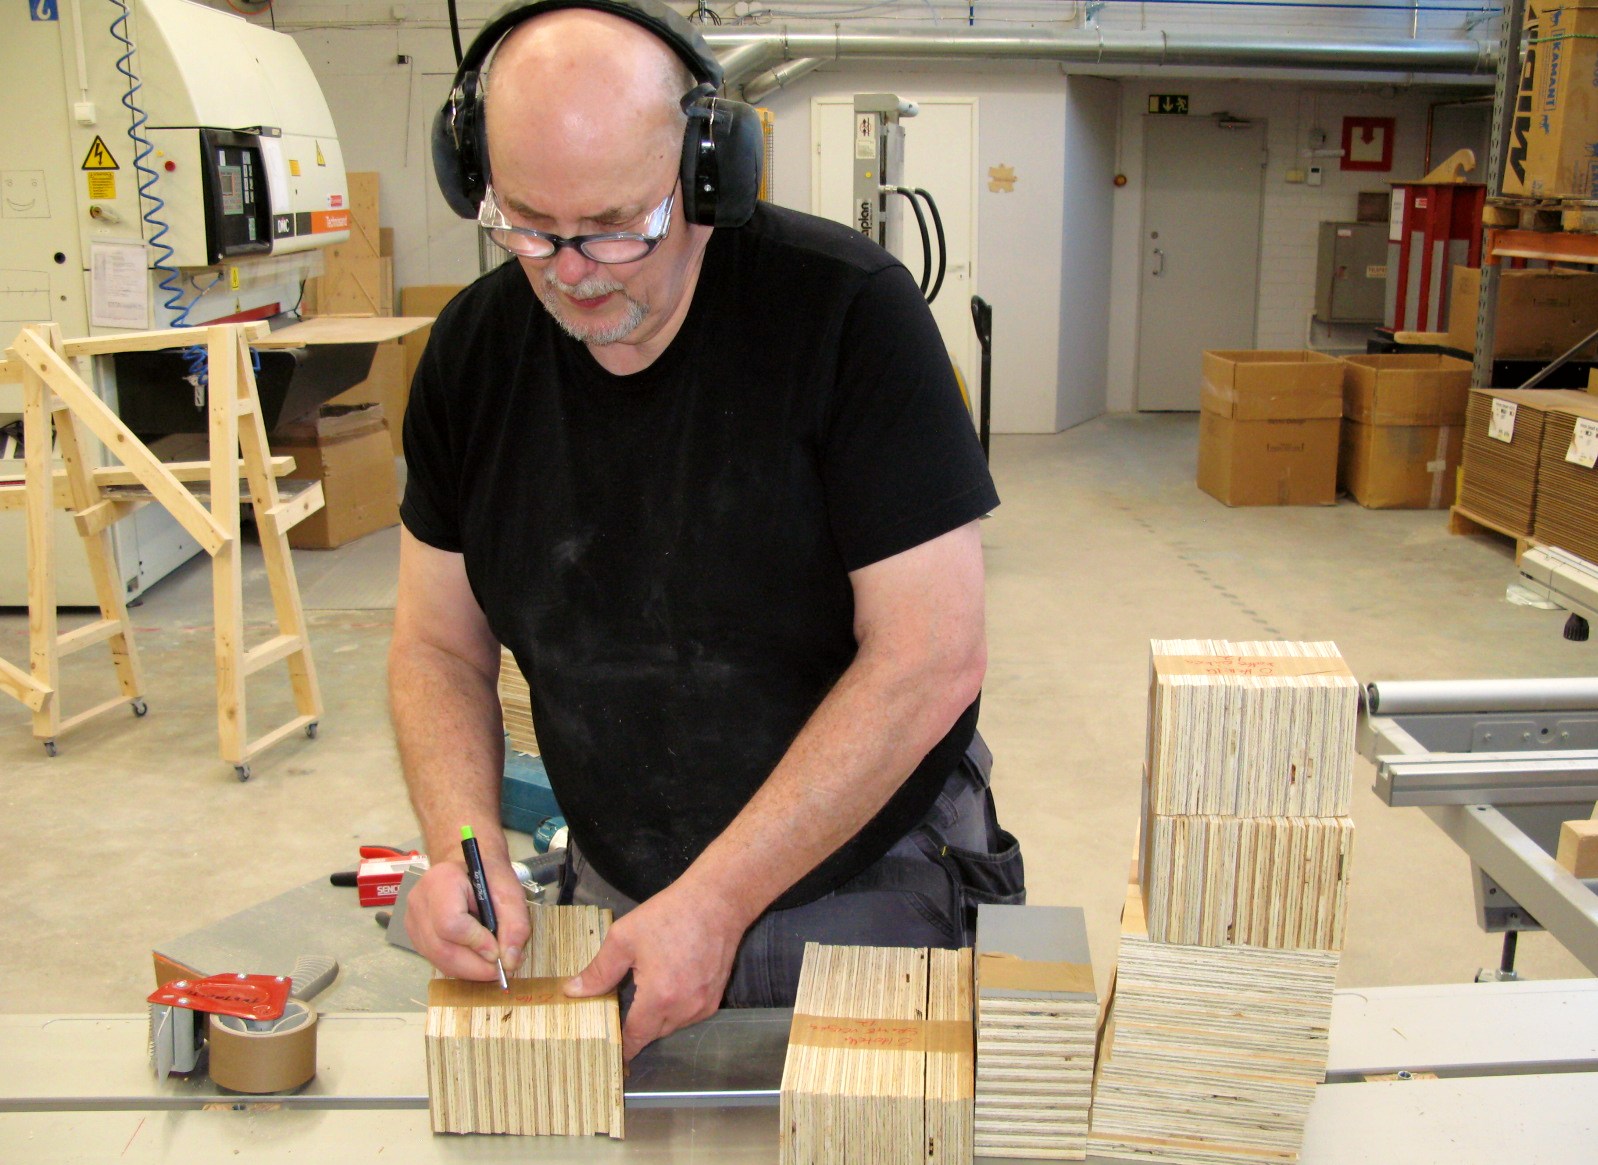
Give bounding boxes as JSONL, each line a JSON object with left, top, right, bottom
{"left": 556, "top": 732, "right": 1023, "bottom": 1008}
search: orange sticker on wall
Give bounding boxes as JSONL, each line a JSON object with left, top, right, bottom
{"left": 310, "top": 210, "right": 350, "bottom": 233}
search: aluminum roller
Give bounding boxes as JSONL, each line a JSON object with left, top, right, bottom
{"left": 1365, "top": 678, "right": 1598, "bottom": 716}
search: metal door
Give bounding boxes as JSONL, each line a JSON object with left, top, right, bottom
{"left": 1135, "top": 117, "right": 1267, "bottom": 411}
{"left": 814, "top": 98, "right": 979, "bottom": 394}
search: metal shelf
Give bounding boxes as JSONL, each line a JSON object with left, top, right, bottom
{"left": 1488, "top": 228, "right": 1598, "bottom": 267}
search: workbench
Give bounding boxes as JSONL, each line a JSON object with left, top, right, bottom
{"left": 3, "top": 980, "right": 1595, "bottom": 1163}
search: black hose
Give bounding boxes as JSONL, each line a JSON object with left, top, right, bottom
{"left": 913, "top": 187, "right": 947, "bottom": 305}
{"left": 446, "top": 0, "right": 463, "bottom": 67}
{"left": 891, "top": 188, "right": 932, "bottom": 297}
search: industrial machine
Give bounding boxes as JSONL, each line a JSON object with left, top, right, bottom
{"left": 851, "top": 93, "right": 946, "bottom": 305}
{"left": 1362, "top": 672, "right": 1598, "bottom": 980}
{"left": 1, "top": 0, "right": 351, "bottom": 602}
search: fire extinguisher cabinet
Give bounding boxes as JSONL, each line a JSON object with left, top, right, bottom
{"left": 1384, "top": 182, "right": 1485, "bottom": 333}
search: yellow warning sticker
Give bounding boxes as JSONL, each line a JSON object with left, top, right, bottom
{"left": 229, "top": 266, "right": 240, "bottom": 291}
{"left": 315, "top": 142, "right": 326, "bottom": 167}
{"left": 87, "top": 173, "right": 116, "bottom": 200}
{"left": 82, "top": 136, "right": 119, "bottom": 171}
{"left": 289, "top": 158, "right": 301, "bottom": 177}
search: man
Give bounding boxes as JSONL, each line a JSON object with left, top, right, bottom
{"left": 392, "top": 1, "right": 1020, "bottom": 1060}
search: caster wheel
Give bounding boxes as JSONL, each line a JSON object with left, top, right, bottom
{"left": 43, "top": 740, "right": 57, "bottom": 758}
{"left": 131, "top": 698, "right": 149, "bottom": 717}
{"left": 305, "top": 721, "right": 319, "bottom": 740}
{"left": 235, "top": 764, "right": 251, "bottom": 782}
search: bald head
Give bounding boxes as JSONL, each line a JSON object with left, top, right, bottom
{"left": 483, "top": 10, "right": 696, "bottom": 200}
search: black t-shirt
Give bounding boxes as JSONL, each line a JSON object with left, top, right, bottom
{"left": 401, "top": 203, "right": 999, "bottom": 908}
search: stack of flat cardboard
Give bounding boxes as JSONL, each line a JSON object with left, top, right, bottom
{"left": 1458, "top": 388, "right": 1597, "bottom": 535}
{"left": 780, "top": 942, "right": 973, "bottom": 1165}
{"left": 1338, "top": 353, "right": 1471, "bottom": 509}
{"left": 1090, "top": 640, "right": 1357, "bottom": 1165}
{"left": 974, "top": 904, "right": 1097, "bottom": 1160}
{"left": 498, "top": 645, "right": 539, "bottom": 755}
{"left": 425, "top": 904, "right": 623, "bottom": 1138}
{"left": 1533, "top": 395, "right": 1598, "bottom": 565}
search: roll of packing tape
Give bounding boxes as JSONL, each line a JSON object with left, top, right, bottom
{"left": 208, "top": 999, "right": 318, "bottom": 1093}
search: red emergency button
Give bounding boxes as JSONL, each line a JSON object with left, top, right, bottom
{"left": 164, "top": 160, "right": 176, "bottom": 172}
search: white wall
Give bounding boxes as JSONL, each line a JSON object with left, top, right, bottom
{"left": 1105, "top": 80, "right": 1458, "bottom": 412}
{"left": 1057, "top": 76, "right": 1118, "bottom": 433}
{"left": 763, "top": 62, "right": 1119, "bottom": 434}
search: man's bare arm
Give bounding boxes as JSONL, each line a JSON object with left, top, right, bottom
{"left": 390, "top": 528, "right": 530, "bottom": 977}
{"left": 568, "top": 520, "right": 987, "bottom": 1056}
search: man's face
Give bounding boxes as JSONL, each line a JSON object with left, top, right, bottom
{"left": 492, "top": 173, "right": 682, "bottom": 348}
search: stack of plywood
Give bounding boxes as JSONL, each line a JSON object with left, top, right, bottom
{"left": 1532, "top": 395, "right": 1598, "bottom": 564}
{"left": 425, "top": 904, "right": 622, "bottom": 1138}
{"left": 498, "top": 645, "right": 539, "bottom": 755}
{"left": 1090, "top": 640, "right": 1357, "bottom": 1165}
{"left": 974, "top": 904, "right": 1097, "bottom": 1160}
{"left": 1456, "top": 388, "right": 1595, "bottom": 535}
{"left": 780, "top": 942, "right": 973, "bottom": 1165}
{"left": 1089, "top": 876, "right": 1339, "bottom": 1165}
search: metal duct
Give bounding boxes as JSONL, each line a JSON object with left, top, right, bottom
{"left": 705, "top": 27, "right": 1497, "bottom": 92}
{"left": 743, "top": 58, "right": 825, "bottom": 104}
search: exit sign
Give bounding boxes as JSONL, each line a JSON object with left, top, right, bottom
{"left": 1148, "top": 94, "right": 1190, "bottom": 115}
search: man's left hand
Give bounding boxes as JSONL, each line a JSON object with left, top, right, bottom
{"left": 562, "top": 878, "right": 749, "bottom": 1060}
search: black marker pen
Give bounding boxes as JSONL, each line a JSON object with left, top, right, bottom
{"left": 461, "top": 825, "right": 508, "bottom": 991}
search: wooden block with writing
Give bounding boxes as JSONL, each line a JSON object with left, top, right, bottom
{"left": 425, "top": 904, "right": 622, "bottom": 1137}
{"left": 781, "top": 942, "right": 946, "bottom": 1165}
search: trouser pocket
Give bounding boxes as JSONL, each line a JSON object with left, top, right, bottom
{"left": 915, "top": 811, "right": 1026, "bottom": 946}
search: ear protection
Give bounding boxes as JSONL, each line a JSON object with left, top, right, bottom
{"left": 431, "top": 0, "right": 762, "bottom": 229}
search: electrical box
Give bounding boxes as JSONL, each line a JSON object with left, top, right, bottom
{"left": 1314, "top": 221, "right": 1387, "bottom": 325}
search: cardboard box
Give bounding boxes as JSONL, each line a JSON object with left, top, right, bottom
{"left": 1341, "top": 354, "right": 1472, "bottom": 426}
{"left": 1447, "top": 266, "right": 1598, "bottom": 359}
{"left": 1340, "top": 421, "right": 1464, "bottom": 509}
{"left": 1197, "top": 350, "right": 1344, "bottom": 506}
{"left": 329, "top": 341, "right": 408, "bottom": 455}
{"left": 1504, "top": 4, "right": 1598, "bottom": 198}
{"left": 272, "top": 405, "right": 399, "bottom": 549}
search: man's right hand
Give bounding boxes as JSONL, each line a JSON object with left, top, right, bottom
{"left": 405, "top": 855, "right": 532, "bottom": 980}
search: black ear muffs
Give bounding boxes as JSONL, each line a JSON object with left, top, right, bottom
{"left": 432, "top": 0, "right": 762, "bottom": 228}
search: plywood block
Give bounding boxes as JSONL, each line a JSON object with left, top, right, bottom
{"left": 1089, "top": 867, "right": 1338, "bottom": 1165}
{"left": 781, "top": 942, "right": 974, "bottom": 1165}
{"left": 1143, "top": 814, "right": 1354, "bottom": 951}
{"left": 1145, "top": 640, "right": 1358, "bottom": 817}
{"left": 425, "top": 904, "right": 623, "bottom": 1137}
{"left": 1557, "top": 819, "right": 1598, "bottom": 879}
{"left": 975, "top": 905, "right": 1096, "bottom": 1160}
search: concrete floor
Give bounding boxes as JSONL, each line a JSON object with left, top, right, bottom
{"left": 1, "top": 413, "right": 1591, "bottom": 1017}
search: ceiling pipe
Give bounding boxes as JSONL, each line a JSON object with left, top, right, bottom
{"left": 743, "top": 57, "right": 826, "bottom": 104}
{"left": 705, "top": 27, "right": 1498, "bottom": 92}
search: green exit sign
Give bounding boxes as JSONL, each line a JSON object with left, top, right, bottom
{"left": 1148, "top": 94, "right": 1190, "bottom": 115}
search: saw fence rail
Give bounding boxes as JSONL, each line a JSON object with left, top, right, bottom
{"left": 0, "top": 322, "right": 323, "bottom": 778}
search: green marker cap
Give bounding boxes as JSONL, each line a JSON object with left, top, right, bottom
{"left": 461, "top": 825, "right": 475, "bottom": 841}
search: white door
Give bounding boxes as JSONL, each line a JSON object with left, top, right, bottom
{"left": 813, "top": 98, "right": 979, "bottom": 396}
{"left": 1136, "top": 117, "right": 1267, "bottom": 411}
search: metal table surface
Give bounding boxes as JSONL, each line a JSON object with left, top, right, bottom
{"left": 2, "top": 982, "right": 1595, "bottom": 1163}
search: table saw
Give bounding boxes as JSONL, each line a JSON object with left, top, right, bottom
{"left": 3, "top": 979, "right": 1596, "bottom": 1163}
